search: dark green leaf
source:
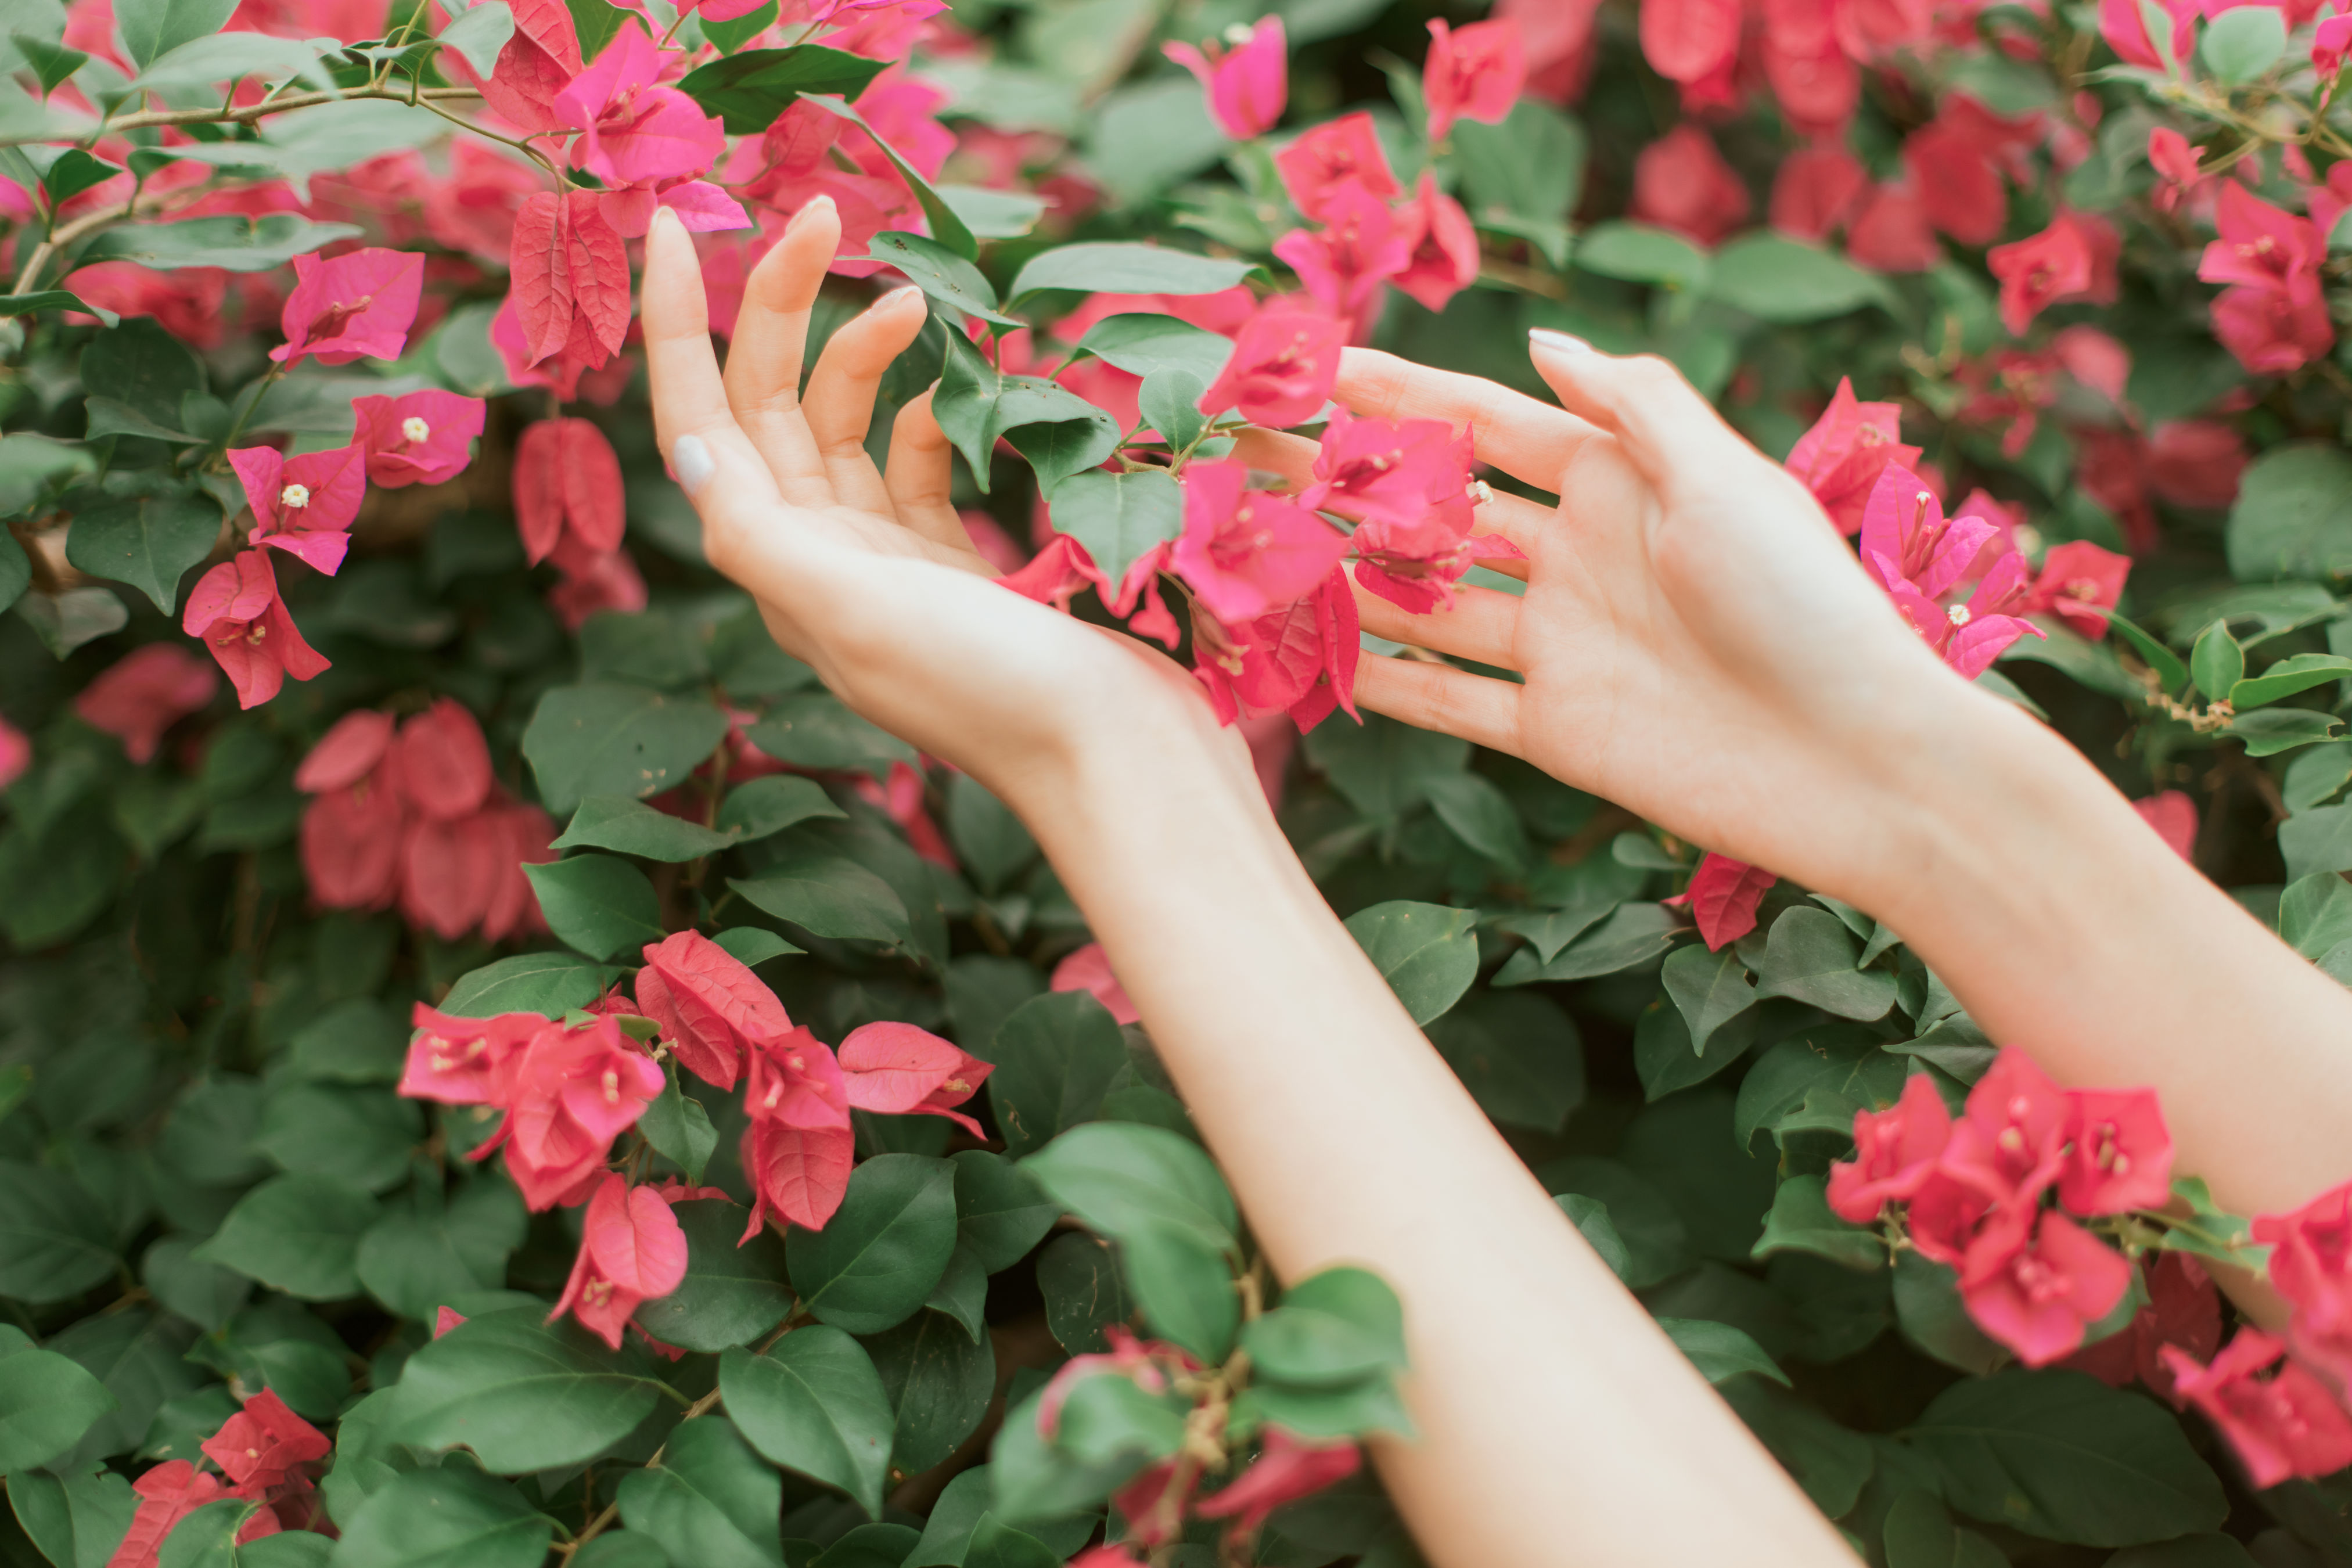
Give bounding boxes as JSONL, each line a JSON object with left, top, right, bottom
{"left": 1020, "top": 1121, "right": 1236, "bottom": 1251}
{"left": 1750, "top": 908, "right": 1898, "bottom": 1020}
{"left": 2189, "top": 620, "right": 2244, "bottom": 700}
{"left": 1005, "top": 414, "right": 1123, "bottom": 498}
{"left": 1422, "top": 990, "right": 1584, "bottom": 1134}
{"left": 567, "top": 0, "right": 631, "bottom": 58}
{"left": 14, "top": 35, "right": 91, "bottom": 97}
{"left": 986, "top": 991, "right": 1127, "bottom": 1159}
{"left": 1007, "top": 243, "right": 1258, "bottom": 303}
{"left": 717, "top": 775, "right": 844, "bottom": 843}
{"left": 799, "top": 93, "right": 974, "bottom": 257}
{"left": 1242, "top": 1266, "right": 1406, "bottom": 1390}
{"left": 0, "top": 1160, "right": 116, "bottom": 1303}
{"left": 0, "top": 1344, "right": 117, "bottom": 1475}
{"left": 439, "top": 951, "right": 605, "bottom": 1017}
{"left": 864, "top": 1307, "right": 996, "bottom": 1474}
{"left": 386, "top": 1308, "right": 665, "bottom": 1473}
{"left": 617, "top": 1416, "right": 783, "bottom": 1568}
{"left": 1073, "top": 313, "right": 1232, "bottom": 384}
{"left": 114, "top": 0, "right": 236, "bottom": 69}
{"left": 2229, "top": 706, "right": 2345, "bottom": 756}
{"left": 525, "top": 854, "right": 665, "bottom": 962}
{"left": 641, "top": 1073, "right": 721, "bottom": 1187}
{"left": 1732, "top": 1030, "right": 1907, "bottom": 1152}
{"left": 950, "top": 1150, "right": 1058, "bottom": 1274}
{"left": 1045, "top": 469, "right": 1183, "bottom": 590}
{"left": 2227, "top": 444, "right": 2352, "bottom": 584}
{"left": 1343, "top": 900, "right": 1479, "bottom": 1026}
{"left": 1117, "top": 1219, "right": 1238, "bottom": 1363}
{"left": 1721, "top": 1376, "right": 1874, "bottom": 1517}
{"left": 76, "top": 214, "right": 363, "bottom": 271}
{"left": 0, "top": 289, "right": 114, "bottom": 323}
{"left": 353, "top": 1179, "right": 526, "bottom": 1321}
{"left": 721, "top": 1329, "right": 894, "bottom": 1519}
{"left": 437, "top": 1, "right": 513, "bottom": 73}
{"left": 1751, "top": 1175, "right": 1883, "bottom": 1271}
{"left": 1494, "top": 903, "right": 1681, "bottom": 985}
{"left": 2230, "top": 652, "right": 2352, "bottom": 707}
{"left": 864, "top": 232, "right": 1022, "bottom": 326}
{"left": 713, "top": 927, "right": 803, "bottom": 966}
{"left": 330, "top": 1467, "right": 553, "bottom": 1568}
{"left": 742, "top": 692, "right": 919, "bottom": 778}
{"left": 786, "top": 1154, "right": 959, "bottom": 1336}
{"left": 1135, "top": 370, "right": 1206, "bottom": 451}
{"left": 676, "top": 46, "right": 890, "bottom": 135}
{"left": 523, "top": 682, "right": 731, "bottom": 817}
{"left": 1893, "top": 1250, "right": 2009, "bottom": 1375}
{"left": 1657, "top": 1317, "right": 1789, "bottom": 1386}
{"left": 1556, "top": 1194, "right": 1630, "bottom": 1281}
{"left": 554, "top": 796, "right": 739, "bottom": 861}
{"left": 251, "top": 1084, "right": 422, "bottom": 1193}
{"left": 1704, "top": 235, "right": 1890, "bottom": 322}
{"left": 1661, "top": 943, "right": 1758, "bottom": 1059}
{"left": 730, "top": 854, "right": 914, "bottom": 948}
{"left": 635, "top": 1200, "right": 793, "bottom": 1354}
{"left": 1037, "top": 1232, "right": 1131, "bottom": 1355}
{"left": 1575, "top": 221, "right": 1711, "bottom": 289}
{"left": 192, "top": 1175, "right": 377, "bottom": 1300}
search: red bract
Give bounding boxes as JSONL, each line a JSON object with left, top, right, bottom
{"left": 1903, "top": 120, "right": 2006, "bottom": 247}
{"left": 0, "top": 719, "right": 26, "bottom": 792}
{"left": 425, "top": 141, "right": 544, "bottom": 265}
{"left": 742, "top": 1116, "right": 856, "bottom": 1237}
{"left": 182, "top": 549, "right": 330, "bottom": 710}
{"left": 353, "top": 390, "right": 487, "bottom": 489}
{"left": 555, "top": 22, "right": 727, "bottom": 188}
{"left": 1940, "top": 1048, "right": 2071, "bottom": 1210}
{"left": 1683, "top": 851, "right": 1778, "bottom": 950}
{"left": 745, "top": 1025, "right": 853, "bottom": 1130}
{"left": 1958, "top": 1207, "right": 2133, "bottom": 1366}
{"left": 2164, "top": 1330, "right": 2352, "bottom": 1488}
{"left": 1163, "top": 16, "right": 1288, "bottom": 141}
{"left": 301, "top": 778, "right": 405, "bottom": 909}
{"left": 272, "top": 247, "right": 422, "bottom": 366}
{"left": 1301, "top": 407, "right": 1473, "bottom": 531}
{"left": 228, "top": 443, "right": 365, "bottom": 576}
{"left": 107, "top": 1460, "right": 227, "bottom": 1568}
{"left": 481, "top": 803, "right": 558, "bottom": 944}
{"left": 2058, "top": 1088, "right": 2173, "bottom": 1214}
{"left": 2134, "top": 790, "right": 2198, "bottom": 862}
{"left": 515, "top": 418, "right": 628, "bottom": 564}
{"left": 1193, "top": 564, "right": 1361, "bottom": 731}
{"left": 1196, "top": 1429, "right": 1362, "bottom": 1538}
{"left": 1844, "top": 184, "right": 1943, "bottom": 272}
{"left": 2148, "top": 127, "right": 2202, "bottom": 214}
{"left": 74, "top": 643, "right": 217, "bottom": 764}
{"left": 551, "top": 1173, "right": 691, "bottom": 1348}
{"left": 1037, "top": 1326, "right": 1184, "bottom": 1436}
{"left": 1629, "top": 124, "right": 1749, "bottom": 247}
{"left": 1827, "top": 1072, "right": 1954, "bottom": 1222}
{"left": 1391, "top": 172, "right": 1480, "bottom": 313}
{"left": 1113, "top": 1461, "right": 1198, "bottom": 1549}
{"left": 1988, "top": 213, "right": 2099, "bottom": 336}
{"left": 2024, "top": 540, "right": 2130, "bottom": 637}
{"left": 399, "top": 1003, "right": 541, "bottom": 1106}
{"left": 2319, "top": 10, "right": 2352, "bottom": 75}
{"left": 1861, "top": 468, "right": 2042, "bottom": 678}
{"left": 1783, "top": 378, "right": 1920, "bottom": 535}
{"left": 1770, "top": 146, "right": 1868, "bottom": 242}
{"left": 401, "top": 810, "right": 504, "bottom": 940}
{"left": 1640, "top": 0, "right": 1741, "bottom": 83}
{"left": 2148, "top": 419, "right": 2249, "bottom": 509}
{"left": 1422, "top": 17, "right": 1523, "bottom": 141}
{"left": 200, "top": 1390, "right": 329, "bottom": 1494}
{"left": 454, "top": 0, "right": 584, "bottom": 132}
{"left": 1171, "top": 460, "right": 1348, "bottom": 624}
{"left": 1273, "top": 184, "right": 1411, "bottom": 326}
{"left": 491, "top": 1016, "right": 665, "bottom": 1210}
{"left": 1196, "top": 298, "right": 1346, "bottom": 428}
{"left": 1050, "top": 942, "right": 1141, "bottom": 1024}
{"left": 634, "top": 929, "right": 794, "bottom": 1091}
{"left": 836, "top": 1021, "right": 993, "bottom": 1135}
{"left": 2200, "top": 184, "right": 2336, "bottom": 372}
{"left": 391, "top": 699, "right": 494, "bottom": 821}
{"left": 1272, "top": 112, "right": 1399, "bottom": 221}
{"left": 509, "top": 192, "right": 634, "bottom": 373}
{"left": 2063, "top": 1251, "right": 2221, "bottom": 1403}
{"left": 2253, "top": 1182, "right": 2352, "bottom": 1386}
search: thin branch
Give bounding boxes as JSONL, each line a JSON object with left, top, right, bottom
{"left": 3, "top": 84, "right": 481, "bottom": 145}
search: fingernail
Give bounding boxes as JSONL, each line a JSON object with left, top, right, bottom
{"left": 671, "top": 433, "right": 714, "bottom": 495}
{"left": 879, "top": 283, "right": 924, "bottom": 309}
{"left": 785, "top": 193, "right": 833, "bottom": 233}
{"left": 1529, "top": 326, "right": 1594, "bottom": 355}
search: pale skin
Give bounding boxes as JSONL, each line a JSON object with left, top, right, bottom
{"left": 641, "top": 198, "right": 2352, "bottom": 1566}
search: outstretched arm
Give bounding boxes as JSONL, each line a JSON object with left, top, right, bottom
{"left": 1307, "top": 333, "right": 2352, "bottom": 1237}
{"left": 639, "top": 207, "right": 1855, "bottom": 1568}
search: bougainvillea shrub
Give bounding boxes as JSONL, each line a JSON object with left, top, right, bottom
{"left": 6, "top": 0, "right": 2352, "bottom": 1560}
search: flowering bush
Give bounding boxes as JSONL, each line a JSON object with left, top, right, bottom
{"left": 8, "top": 0, "right": 2352, "bottom": 1562}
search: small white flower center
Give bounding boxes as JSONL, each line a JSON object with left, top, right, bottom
{"left": 402, "top": 416, "right": 431, "bottom": 443}
{"left": 1947, "top": 603, "right": 1972, "bottom": 627}
{"left": 279, "top": 483, "right": 310, "bottom": 510}
{"left": 1222, "top": 21, "right": 1253, "bottom": 43}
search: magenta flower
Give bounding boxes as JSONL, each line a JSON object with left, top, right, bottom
{"left": 1860, "top": 466, "right": 1998, "bottom": 602}
{"left": 397, "top": 1002, "right": 542, "bottom": 1107}
{"left": 1423, "top": 17, "right": 1524, "bottom": 142}
{"left": 2163, "top": 1330, "right": 2352, "bottom": 1488}
{"left": 1192, "top": 564, "right": 1360, "bottom": 732}
{"left": 1273, "top": 183, "right": 1412, "bottom": 325}
{"left": 1272, "top": 111, "right": 1400, "bottom": 222}
{"left": 1939, "top": 1048, "right": 2072, "bottom": 1210}
{"left": 74, "top": 643, "right": 218, "bottom": 764}
{"left": 228, "top": 443, "right": 366, "bottom": 577}
{"left": 1172, "top": 459, "right": 1348, "bottom": 625}
{"left": 353, "top": 390, "right": 487, "bottom": 489}
{"left": 1164, "top": 16, "right": 1288, "bottom": 141}
{"left": 1959, "top": 1207, "right": 2133, "bottom": 1366}
{"left": 1826, "top": 1073, "right": 1954, "bottom": 1224}
{"left": 836, "top": 1022, "right": 993, "bottom": 1137}
{"left": 2058, "top": 1087, "right": 2174, "bottom": 1216}
{"left": 598, "top": 176, "right": 751, "bottom": 239}
{"left": 1299, "top": 408, "right": 1473, "bottom": 531}
{"left": 271, "top": 247, "right": 423, "bottom": 366}
{"left": 490, "top": 1016, "right": 664, "bottom": 1210}
{"left": 1196, "top": 297, "right": 1346, "bottom": 428}
{"left": 182, "top": 549, "right": 331, "bottom": 709}
{"left": 555, "top": 21, "right": 728, "bottom": 188}
{"left": 1784, "top": 378, "right": 1921, "bottom": 536}
{"left": 1392, "top": 172, "right": 1480, "bottom": 314}
{"left": 551, "top": 1173, "right": 689, "bottom": 1350}
{"left": 1988, "top": 213, "right": 2096, "bottom": 336}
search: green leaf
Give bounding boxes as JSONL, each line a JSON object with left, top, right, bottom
{"left": 1006, "top": 413, "right": 1123, "bottom": 498}
{"left": 131, "top": 31, "right": 337, "bottom": 93}
{"left": 641, "top": 1073, "right": 721, "bottom": 1186}
{"left": 439, "top": 951, "right": 604, "bottom": 1017}
{"left": 950, "top": 1150, "right": 1059, "bottom": 1274}
{"left": 799, "top": 93, "right": 976, "bottom": 258}
{"left": 635, "top": 1200, "right": 793, "bottom": 1354}
{"left": 2227, "top": 444, "right": 2352, "bottom": 584}
{"left": 787, "top": 1154, "right": 959, "bottom": 1336}
{"left": 15, "top": 35, "right": 91, "bottom": 98}
{"left": 0, "top": 289, "right": 112, "bottom": 324}
{"left": 699, "top": 0, "right": 775, "bottom": 52}
{"left": 2201, "top": 3, "right": 2285, "bottom": 82}
{"left": 193, "top": 1174, "right": 379, "bottom": 1300}
{"left": 82, "top": 318, "right": 203, "bottom": 426}
{"left": 0, "top": 1160, "right": 117, "bottom": 1303}
{"left": 1704, "top": 235, "right": 1889, "bottom": 322}
{"left": 865, "top": 231, "right": 1023, "bottom": 327}
{"left": 617, "top": 1416, "right": 784, "bottom": 1568}
{"left": 1136, "top": 370, "right": 1207, "bottom": 451}
{"left": 959, "top": 1516, "right": 1060, "bottom": 1568}
{"left": 155, "top": 1498, "right": 250, "bottom": 1568}
{"left": 721, "top": 1329, "right": 895, "bottom": 1519}
{"left": 936, "top": 184, "right": 1048, "bottom": 240}
{"left": 353, "top": 1179, "right": 526, "bottom": 1321}
{"left": 865, "top": 1307, "right": 997, "bottom": 1473}
{"left": 730, "top": 854, "right": 914, "bottom": 948}
{"left": 1732, "top": 1029, "right": 1907, "bottom": 1152}
{"left": 1045, "top": 468, "right": 1182, "bottom": 591}
{"left": 1020, "top": 1122, "right": 1236, "bottom": 1251}
{"left": 1007, "top": 243, "right": 1258, "bottom": 304}
{"left": 555, "top": 796, "right": 739, "bottom": 861}
{"left": 1557, "top": 1195, "right": 1630, "bottom": 1280}
{"left": 2229, "top": 706, "right": 2345, "bottom": 756}
{"left": 1494, "top": 902, "right": 1681, "bottom": 986}
{"left": 1118, "top": 1218, "right": 1240, "bottom": 1364}
{"left": 1052, "top": 1369, "right": 1187, "bottom": 1469}
{"left": 1903, "top": 1369, "right": 2227, "bottom": 1545}
{"left": 114, "top": 0, "right": 236, "bottom": 69}
{"left": 1661, "top": 943, "right": 1758, "bottom": 1059}
{"left": 718, "top": 775, "right": 846, "bottom": 842}
{"left": 1423, "top": 990, "right": 1585, "bottom": 1134}
{"left": 524, "top": 682, "right": 732, "bottom": 817}
{"left": 1423, "top": 772, "right": 1530, "bottom": 868}
{"left": 1750, "top": 907, "right": 1897, "bottom": 1020}
{"left": 524, "top": 854, "right": 665, "bottom": 962}
{"left": 713, "top": 927, "right": 803, "bottom": 966}
{"left": 2189, "top": 620, "right": 2244, "bottom": 700}
{"left": 251, "top": 1084, "right": 423, "bottom": 1193}
{"left": 75, "top": 214, "right": 363, "bottom": 271}
{"left": 1343, "top": 900, "right": 1479, "bottom": 1026}
{"left": 989, "top": 1385, "right": 1146, "bottom": 1523}
{"left": 437, "top": 1, "right": 514, "bottom": 74}
{"left": 36, "top": 149, "right": 118, "bottom": 207}
{"left": 0, "top": 1344, "right": 117, "bottom": 1475}
{"left": 1227, "top": 1361, "right": 1411, "bottom": 1441}
{"left": 1575, "top": 221, "right": 1711, "bottom": 290}
{"left": 1750, "top": 1175, "right": 1884, "bottom": 1271}
{"left": 1657, "top": 1317, "right": 1789, "bottom": 1387}
{"left": 330, "top": 1467, "right": 553, "bottom": 1568}
{"left": 1721, "top": 1377, "right": 1874, "bottom": 1517}
{"left": 986, "top": 991, "right": 1127, "bottom": 1159}
{"left": 2229, "top": 652, "right": 2352, "bottom": 707}
{"left": 1450, "top": 99, "right": 1585, "bottom": 242}
{"left": 1893, "top": 1250, "right": 2009, "bottom": 1375}
{"left": 1241, "top": 1266, "right": 1406, "bottom": 1389}
{"left": 1072, "top": 312, "right": 1232, "bottom": 384}
{"left": 2154, "top": 1176, "right": 2265, "bottom": 1270}
{"left": 676, "top": 45, "right": 890, "bottom": 134}
{"left": 742, "top": 692, "right": 919, "bottom": 778}
{"left": 386, "top": 1308, "right": 665, "bottom": 1473}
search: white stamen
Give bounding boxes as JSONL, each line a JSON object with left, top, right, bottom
{"left": 1947, "top": 603, "right": 1972, "bottom": 627}
{"left": 401, "top": 416, "right": 431, "bottom": 443}
{"left": 279, "top": 483, "right": 310, "bottom": 509}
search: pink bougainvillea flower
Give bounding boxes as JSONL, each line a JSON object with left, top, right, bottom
{"left": 545, "top": 539, "right": 649, "bottom": 632}
{"left": 1903, "top": 123, "right": 2006, "bottom": 248}
{"left": 555, "top": 21, "right": 728, "bottom": 188}
{"left": 1939, "top": 1047, "right": 2072, "bottom": 1209}
{"left": 353, "top": 390, "right": 487, "bottom": 489}
{"left": 634, "top": 929, "right": 795, "bottom": 1091}
{"left": 1051, "top": 942, "right": 1141, "bottom": 1025}
{"left": 490, "top": 1016, "right": 665, "bottom": 1210}
{"left": 1628, "top": 124, "right": 1749, "bottom": 247}
{"left": 480, "top": 802, "right": 557, "bottom": 945}
{"left": 1193, "top": 564, "right": 1362, "bottom": 732}
{"left": 447, "top": 0, "right": 582, "bottom": 132}
{"left": 2318, "top": 10, "right": 2352, "bottom": 76}
{"left": 1037, "top": 1325, "right": 1191, "bottom": 1436}
{"left": 228, "top": 443, "right": 366, "bottom": 576}
{"left": 1769, "top": 145, "right": 1869, "bottom": 242}
{"left": 1826, "top": 1072, "right": 1954, "bottom": 1223}
{"left": 0, "top": 718, "right": 27, "bottom": 792}
{"left": 2210, "top": 275, "right": 2337, "bottom": 373}
{"left": 2149, "top": 419, "right": 2249, "bottom": 509}
{"left": 400, "top": 809, "right": 504, "bottom": 940}
{"left": 271, "top": 247, "right": 422, "bottom": 366}
{"left": 1844, "top": 183, "right": 1944, "bottom": 274}
{"left": 1196, "top": 1429, "right": 1364, "bottom": 1538}
{"left": 2063, "top": 1251, "right": 2221, "bottom": 1404}
{"left": 1988, "top": 213, "right": 2096, "bottom": 336}
{"left": 1785, "top": 379, "right": 1921, "bottom": 536}
{"left": 1113, "top": 1460, "right": 1200, "bottom": 1549}
{"left": 108, "top": 1459, "right": 229, "bottom": 1568}
{"left": 1196, "top": 299, "right": 1347, "bottom": 429}
{"left": 836, "top": 1022, "right": 994, "bottom": 1135}
{"left": 1299, "top": 408, "right": 1474, "bottom": 531}
{"left": 515, "top": 417, "right": 627, "bottom": 564}
{"left": 2148, "top": 127, "right": 2202, "bottom": 214}
{"left": 1391, "top": 172, "right": 1480, "bottom": 314}
{"left": 598, "top": 175, "right": 752, "bottom": 240}
{"left": 74, "top": 643, "right": 218, "bottom": 764}
{"left": 200, "top": 1390, "right": 329, "bottom": 1493}
{"left": 509, "top": 191, "right": 634, "bottom": 373}
{"left": 2020, "top": 540, "right": 2131, "bottom": 637}
{"left": 2134, "top": 790, "right": 2198, "bottom": 862}
{"left": 1273, "top": 183, "right": 1412, "bottom": 325}
{"left": 1173, "top": 460, "right": 1348, "bottom": 624}
{"left": 551, "top": 1173, "right": 691, "bottom": 1349}
{"left": 1423, "top": 17, "right": 1524, "bottom": 141}
{"left": 398, "top": 1002, "right": 542, "bottom": 1106}
{"left": 2058, "top": 1086, "right": 2174, "bottom": 1215}
{"left": 1272, "top": 112, "right": 1400, "bottom": 222}
{"left": 301, "top": 778, "right": 407, "bottom": 910}
{"left": 1959, "top": 1207, "right": 2133, "bottom": 1366}
{"left": 2252, "top": 1181, "right": 2352, "bottom": 1362}
{"left": 745, "top": 1025, "right": 852, "bottom": 1131}
{"left": 182, "top": 549, "right": 331, "bottom": 710}
{"left": 1640, "top": 0, "right": 1741, "bottom": 82}
{"left": 2053, "top": 323, "right": 2132, "bottom": 407}
{"left": 425, "top": 141, "right": 544, "bottom": 266}
{"left": 1682, "top": 852, "right": 1778, "bottom": 951}
{"left": 434, "top": 1306, "right": 467, "bottom": 1337}
{"left": 2163, "top": 1329, "right": 2352, "bottom": 1487}
{"left": 2202, "top": 185, "right": 2324, "bottom": 293}
{"left": 1067, "top": 1549, "right": 1146, "bottom": 1568}
{"left": 391, "top": 699, "right": 494, "bottom": 822}
{"left": 1860, "top": 465, "right": 1997, "bottom": 602}
{"left": 742, "top": 1116, "right": 855, "bottom": 1238}
{"left": 2099, "top": 0, "right": 2192, "bottom": 68}
{"left": 1163, "top": 16, "right": 1287, "bottom": 140}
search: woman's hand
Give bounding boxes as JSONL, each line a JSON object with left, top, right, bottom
{"left": 639, "top": 200, "right": 1247, "bottom": 815}
{"left": 1239, "top": 335, "right": 1979, "bottom": 902}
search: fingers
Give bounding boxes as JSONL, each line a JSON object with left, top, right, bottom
{"left": 884, "top": 389, "right": 974, "bottom": 559}
{"left": 1226, "top": 425, "right": 1553, "bottom": 562}
{"left": 724, "top": 196, "right": 846, "bottom": 509}
{"left": 1354, "top": 581, "right": 1522, "bottom": 671}
{"left": 1526, "top": 333, "right": 1760, "bottom": 498}
{"left": 801, "top": 285, "right": 931, "bottom": 516}
{"left": 1334, "top": 348, "right": 1605, "bottom": 495}
{"left": 641, "top": 208, "right": 787, "bottom": 532}
{"left": 1351, "top": 653, "right": 1524, "bottom": 758}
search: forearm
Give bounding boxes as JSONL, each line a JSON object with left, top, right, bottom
{"left": 1857, "top": 686, "right": 2352, "bottom": 1224}
{"left": 1009, "top": 718, "right": 1854, "bottom": 1568}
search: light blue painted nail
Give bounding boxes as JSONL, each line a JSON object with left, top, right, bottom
{"left": 1527, "top": 326, "right": 1594, "bottom": 355}
{"left": 671, "top": 433, "right": 714, "bottom": 495}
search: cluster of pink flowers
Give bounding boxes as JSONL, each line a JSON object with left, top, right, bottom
{"left": 107, "top": 1392, "right": 330, "bottom": 1568}
{"left": 294, "top": 700, "right": 554, "bottom": 943}
{"left": 70, "top": 644, "right": 218, "bottom": 764}
{"left": 1038, "top": 1328, "right": 1362, "bottom": 1555}
{"left": 513, "top": 416, "right": 641, "bottom": 630}
{"left": 398, "top": 929, "right": 991, "bottom": 1347}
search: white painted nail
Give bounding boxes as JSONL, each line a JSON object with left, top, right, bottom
{"left": 671, "top": 433, "right": 715, "bottom": 495}
{"left": 1528, "top": 326, "right": 1595, "bottom": 355}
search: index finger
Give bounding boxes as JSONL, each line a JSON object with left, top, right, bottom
{"left": 1333, "top": 348, "right": 1606, "bottom": 495}
{"left": 642, "top": 209, "right": 789, "bottom": 531}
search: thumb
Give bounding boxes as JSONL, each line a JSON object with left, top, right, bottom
{"left": 1525, "top": 330, "right": 1753, "bottom": 494}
